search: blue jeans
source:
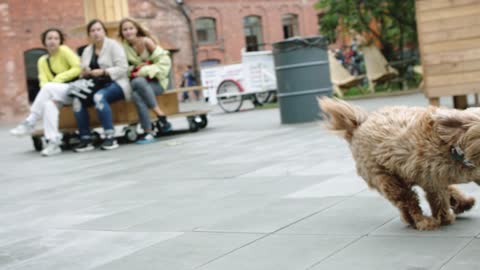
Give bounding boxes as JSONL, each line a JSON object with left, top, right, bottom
{"left": 73, "top": 82, "right": 124, "bottom": 140}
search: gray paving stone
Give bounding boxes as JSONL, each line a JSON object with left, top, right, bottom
{"left": 278, "top": 196, "right": 399, "bottom": 236}
{"left": 196, "top": 234, "right": 358, "bottom": 270}
{"left": 308, "top": 236, "right": 472, "bottom": 270}
{"left": 0, "top": 230, "right": 182, "bottom": 270}
{"left": 440, "top": 239, "right": 480, "bottom": 270}
{"left": 91, "top": 232, "right": 263, "bottom": 270}
{"left": 2, "top": 93, "right": 480, "bottom": 270}
{"left": 197, "top": 197, "right": 344, "bottom": 233}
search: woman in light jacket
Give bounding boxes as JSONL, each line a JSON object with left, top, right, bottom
{"left": 73, "top": 19, "right": 131, "bottom": 152}
{"left": 10, "top": 28, "right": 81, "bottom": 156}
{"left": 119, "top": 18, "right": 172, "bottom": 144}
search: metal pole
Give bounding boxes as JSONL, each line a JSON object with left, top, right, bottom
{"left": 176, "top": 1, "right": 200, "bottom": 83}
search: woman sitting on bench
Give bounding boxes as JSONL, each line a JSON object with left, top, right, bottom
{"left": 73, "top": 19, "right": 131, "bottom": 152}
{"left": 10, "top": 28, "right": 81, "bottom": 156}
{"left": 119, "top": 18, "right": 172, "bottom": 144}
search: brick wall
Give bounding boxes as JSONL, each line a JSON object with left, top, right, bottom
{"left": 129, "top": 0, "right": 192, "bottom": 88}
{"left": 184, "top": 0, "right": 320, "bottom": 64}
{"left": 0, "top": 0, "right": 85, "bottom": 122}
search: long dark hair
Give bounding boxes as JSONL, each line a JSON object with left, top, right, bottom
{"left": 41, "top": 28, "right": 65, "bottom": 46}
{"left": 86, "top": 19, "right": 108, "bottom": 36}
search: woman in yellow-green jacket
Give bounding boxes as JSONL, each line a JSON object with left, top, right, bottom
{"left": 10, "top": 28, "right": 81, "bottom": 156}
{"left": 119, "top": 18, "right": 172, "bottom": 144}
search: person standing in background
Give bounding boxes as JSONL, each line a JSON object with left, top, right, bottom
{"left": 181, "top": 65, "right": 199, "bottom": 102}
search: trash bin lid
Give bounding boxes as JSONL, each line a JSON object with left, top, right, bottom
{"left": 273, "top": 36, "right": 328, "bottom": 53}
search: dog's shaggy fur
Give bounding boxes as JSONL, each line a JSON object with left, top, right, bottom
{"left": 319, "top": 97, "right": 478, "bottom": 230}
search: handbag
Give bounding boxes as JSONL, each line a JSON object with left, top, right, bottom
{"left": 130, "top": 60, "right": 153, "bottom": 81}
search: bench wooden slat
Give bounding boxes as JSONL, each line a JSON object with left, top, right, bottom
{"left": 58, "top": 86, "right": 209, "bottom": 130}
{"left": 163, "top": 86, "right": 207, "bottom": 94}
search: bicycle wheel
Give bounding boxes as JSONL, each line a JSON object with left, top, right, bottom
{"left": 254, "top": 91, "right": 272, "bottom": 104}
{"left": 216, "top": 79, "right": 243, "bottom": 113}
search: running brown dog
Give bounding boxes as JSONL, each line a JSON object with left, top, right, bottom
{"left": 319, "top": 97, "right": 477, "bottom": 230}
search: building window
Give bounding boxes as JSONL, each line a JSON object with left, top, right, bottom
{"left": 282, "top": 13, "right": 299, "bottom": 39}
{"left": 195, "top": 17, "right": 217, "bottom": 44}
{"left": 200, "top": 59, "right": 221, "bottom": 67}
{"left": 317, "top": 13, "right": 324, "bottom": 28}
{"left": 243, "top": 15, "right": 264, "bottom": 52}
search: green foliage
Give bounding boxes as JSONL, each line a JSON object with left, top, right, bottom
{"left": 315, "top": 0, "right": 417, "bottom": 60}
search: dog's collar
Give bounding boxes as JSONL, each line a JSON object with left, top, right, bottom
{"left": 450, "top": 145, "right": 476, "bottom": 168}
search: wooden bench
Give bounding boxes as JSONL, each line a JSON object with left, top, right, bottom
{"left": 57, "top": 85, "right": 207, "bottom": 129}
{"left": 31, "top": 86, "right": 209, "bottom": 150}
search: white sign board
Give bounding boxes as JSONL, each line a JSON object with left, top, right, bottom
{"left": 200, "top": 64, "right": 244, "bottom": 105}
{"left": 241, "top": 50, "right": 277, "bottom": 93}
{"left": 200, "top": 50, "right": 278, "bottom": 105}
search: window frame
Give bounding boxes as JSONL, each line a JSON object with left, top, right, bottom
{"left": 195, "top": 17, "right": 217, "bottom": 45}
{"left": 282, "top": 13, "right": 299, "bottom": 39}
{"left": 243, "top": 15, "right": 264, "bottom": 52}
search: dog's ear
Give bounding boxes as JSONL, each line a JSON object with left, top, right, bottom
{"left": 432, "top": 110, "right": 472, "bottom": 144}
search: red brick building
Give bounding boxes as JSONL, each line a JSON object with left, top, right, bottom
{"left": 0, "top": 0, "right": 321, "bottom": 122}
{"left": 183, "top": 0, "right": 320, "bottom": 66}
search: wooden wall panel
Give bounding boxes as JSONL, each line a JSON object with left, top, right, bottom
{"left": 83, "top": 0, "right": 128, "bottom": 23}
{"left": 423, "top": 38, "right": 480, "bottom": 54}
{"left": 424, "top": 82, "right": 480, "bottom": 98}
{"left": 422, "top": 20, "right": 480, "bottom": 44}
{"left": 418, "top": 3, "right": 480, "bottom": 22}
{"left": 428, "top": 71, "right": 480, "bottom": 87}
{"left": 420, "top": 14, "right": 480, "bottom": 33}
{"left": 417, "top": 0, "right": 479, "bottom": 11}
{"left": 416, "top": 0, "right": 480, "bottom": 98}
{"left": 428, "top": 60, "right": 480, "bottom": 76}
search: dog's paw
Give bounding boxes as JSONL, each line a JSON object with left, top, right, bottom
{"left": 440, "top": 212, "right": 456, "bottom": 225}
{"left": 400, "top": 212, "right": 415, "bottom": 227}
{"left": 415, "top": 217, "right": 440, "bottom": 231}
{"left": 451, "top": 197, "right": 476, "bottom": 214}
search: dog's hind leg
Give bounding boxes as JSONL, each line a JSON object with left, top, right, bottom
{"left": 448, "top": 185, "right": 475, "bottom": 215}
{"left": 425, "top": 188, "right": 455, "bottom": 226}
{"left": 375, "top": 174, "right": 440, "bottom": 230}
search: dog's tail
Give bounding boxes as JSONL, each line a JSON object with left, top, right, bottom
{"left": 318, "top": 97, "right": 368, "bottom": 142}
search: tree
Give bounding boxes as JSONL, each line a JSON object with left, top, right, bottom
{"left": 316, "top": 0, "right": 417, "bottom": 61}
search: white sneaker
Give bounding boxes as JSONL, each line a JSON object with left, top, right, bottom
{"left": 41, "top": 142, "right": 62, "bottom": 156}
{"left": 10, "top": 121, "right": 35, "bottom": 137}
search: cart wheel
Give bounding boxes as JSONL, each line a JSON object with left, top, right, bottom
{"left": 32, "top": 136, "right": 44, "bottom": 151}
{"left": 197, "top": 114, "right": 208, "bottom": 128}
{"left": 154, "top": 120, "right": 171, "bottom": 136}
{"left": 60, "top": 134, "right": 69, "bottom": 149}
{"left": 91, "top": 131, "right": 102, "bottom": 146}
{"left": 188, "top": 117, "right": 200, "bottom": 132}
{"left": 154, "top": 121, "right": 163, "bottom": 136}
{"left": 60, "top": 133, "right": 73, "bottom": 150}
{"left": 217, "top": 79, "right": 243, "bottom": 113}
{"left": 124, "top": 127, "right": 138, "bottom": 142}
{"left": 254, "top": 91, "right": 272, "bottom": 105}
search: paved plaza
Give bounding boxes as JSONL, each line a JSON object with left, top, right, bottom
{"left": 1, "top": 93, "right": 480, "bottom": 270}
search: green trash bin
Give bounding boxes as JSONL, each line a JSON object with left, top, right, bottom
{"left": 273, "top": 36, "right": 332, "bottom": 124}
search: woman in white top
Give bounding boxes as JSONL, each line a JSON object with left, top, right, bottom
{"left": 72, "top": 19, "right": 131, "bottom": 152}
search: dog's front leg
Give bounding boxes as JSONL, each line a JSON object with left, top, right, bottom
{"left": 425, "top": 188, "right": 456, "bottom": 226}
{"left": 375, "top": 173, "right": 440, "bottom": 230}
